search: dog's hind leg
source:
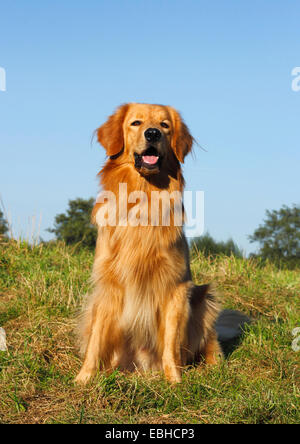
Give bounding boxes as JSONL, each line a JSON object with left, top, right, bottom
{"left": 201, "top": 331, "right": 222, "bottom": 365}
{"left": 75, "top": 284, "right": 123, "bottom": 385}
{"left": 187, "top": 284, "right": 222, "bottom": 366}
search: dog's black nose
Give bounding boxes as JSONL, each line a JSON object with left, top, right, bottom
{"left": 144, "top": 128, "right": 161, "bottom": 143}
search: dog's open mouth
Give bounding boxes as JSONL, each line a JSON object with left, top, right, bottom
{"left": 134, "top": 147, "right": 162, "bottom": 172}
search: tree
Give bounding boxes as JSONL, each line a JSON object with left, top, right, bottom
{"left": 190, "top": 232, "right": 243, "bottom": 258}
{"left": 249, "top": 204, "right": 300, "bottom": 268}
{"left": 0, "top": 210, "right": 8, "bottom": 237}
{"left": 48, "top": 198, "right": 97, "bottom": 248}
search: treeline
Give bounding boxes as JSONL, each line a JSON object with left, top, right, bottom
{"left": 1, "top": 201, "right": 299, "bottom": 269}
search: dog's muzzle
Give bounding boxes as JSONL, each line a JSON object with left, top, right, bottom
{"left": 134, "top": 146, "right": 162, "bottom": 172}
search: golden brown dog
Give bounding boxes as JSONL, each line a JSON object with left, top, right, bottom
{"left": 75, "top": 103, "right": 221, "bottom": 384}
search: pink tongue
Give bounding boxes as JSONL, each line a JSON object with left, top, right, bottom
{"left": 142, "top": 155, "right": 158, "bottom": 165}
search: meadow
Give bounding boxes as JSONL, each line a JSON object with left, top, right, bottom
{"left": 0, "top": 239, "right": 299, "bottom": 424}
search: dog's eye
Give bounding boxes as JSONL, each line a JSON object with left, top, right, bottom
{"left": 160, "top": 122, "right": 169, "bottom": 129}
{"left": 131, "top": 120, "right": 142, "bottom": 126}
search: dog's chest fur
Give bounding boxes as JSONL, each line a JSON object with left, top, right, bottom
{"left": 96, "top": 224, "right": 187, "bottom": 349}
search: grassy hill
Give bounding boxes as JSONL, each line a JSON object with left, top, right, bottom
{"left": 0, "top": 239, "right": 299, "bottom": 424}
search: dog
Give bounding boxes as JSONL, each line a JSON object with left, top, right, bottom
{"left": 75, "top": 103, "right": 222, "bottom": 384}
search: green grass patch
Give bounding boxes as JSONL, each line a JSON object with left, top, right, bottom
{"left": 0, "top": 239, "right": 299, "bottom": 424}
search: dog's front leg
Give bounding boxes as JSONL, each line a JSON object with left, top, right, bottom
{"left": 75, "top": 288, "right": 123, "bottom": 385}
{"left": 162, "top": 281, "right": 192, "bottom": 383}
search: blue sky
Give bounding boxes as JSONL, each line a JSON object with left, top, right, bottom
{"left": 0, "top": 0, "right": 299, "bottom": 254}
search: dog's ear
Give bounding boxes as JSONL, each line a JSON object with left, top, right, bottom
{"left": 167, "top": 106, "right": 193, "bottom": 163}
{"left": 97, "top": 104, "right": 129, "bottom": 157}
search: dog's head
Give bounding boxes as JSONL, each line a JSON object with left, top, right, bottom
{"left": 97, "top": 103, "right": 193, "bottom": 176}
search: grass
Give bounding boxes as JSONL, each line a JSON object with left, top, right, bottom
{"left": 0, "top": 238, "right": 299, "bottom": 424}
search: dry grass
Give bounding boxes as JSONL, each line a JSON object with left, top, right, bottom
{"left": 0, "top": 239, "right": 299, "bottom": 424}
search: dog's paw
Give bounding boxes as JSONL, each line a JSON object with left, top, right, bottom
{"left": 168, "top": 374, "right": 182, "bottom": 384}
{"left": 205, "top": 354, "right": 222, "bottom": 365}
{"left": 164, "top": 365, "right": 182, "bottom": 384}
{"left": 74, "top": 369, "right": 94, "bottom": 385}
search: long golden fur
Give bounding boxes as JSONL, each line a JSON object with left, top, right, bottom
{"left": 75, "top": 103, "right": 222, "bottom": 384}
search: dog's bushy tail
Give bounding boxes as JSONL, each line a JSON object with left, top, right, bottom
{"left": 216, "top": 309, "right": 251, "bottom": 342}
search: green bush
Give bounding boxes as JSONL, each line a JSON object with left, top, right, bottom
{"left": 0, "top": 210, "right": 8, "bottom": 237}
{"left": 190, "top": 233, "right": 243, "bottom": 258}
